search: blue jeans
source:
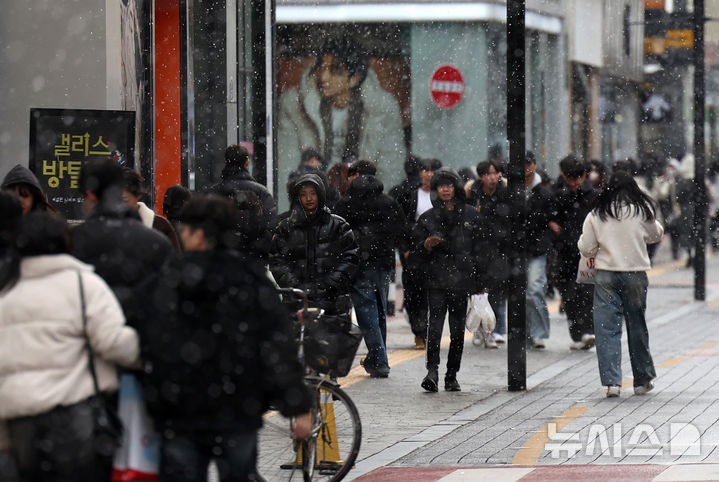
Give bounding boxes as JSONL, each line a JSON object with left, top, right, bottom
{"left": 350, "top": 269, "right": 390, "bottom": 371}
{"left": 593, "top": 270, "right": 656, "bottom": 387}
{"left": 527, "top": 255, "right": 550, "bottom": 340}
{"left": 160, "top": 429, "right": 257, "bottom": 481}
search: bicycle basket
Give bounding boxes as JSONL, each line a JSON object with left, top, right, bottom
{"left": 303, "top": 315, "right": 362, "bottom": 377}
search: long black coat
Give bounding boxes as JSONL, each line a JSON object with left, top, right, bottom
{"left": 526, "top": 182, "right": 553, "bottom": 257}
{"left": 270, "top": 175, "right": 359, "bottom": 312}
{"left": 72, "top": 203, "right": 173, "bottom": 327}
{"left": 136, "top": 250, "right": 311, "bottom": 432}
{"left": 333, "top": 174, "right": 406, "bottom": 272}
{"left": 414, "top": 201, "right": 485, "bottom": 293}
{"left": 549, "top": 178, "right": 597, "bottom": 284}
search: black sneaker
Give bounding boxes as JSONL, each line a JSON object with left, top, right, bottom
{"left": 366, "top": 367, "right": 390, "bottom": 378}
{"left": 444, "top": 377, "right": 461, "bottom": 392}
{"left": 421, "top": 370, "right": 439, "bottom": 392}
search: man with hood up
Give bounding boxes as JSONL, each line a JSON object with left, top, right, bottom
{"left": 413, "top": 168, "right": 486, "bottom": 393}
{"left": 270, "top": 173, "right": 359, "bottom": 316}
{"left": 334, "top": 161, "right": 406, "bottom": 378}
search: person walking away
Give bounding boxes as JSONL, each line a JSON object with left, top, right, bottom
{"left": 470, "top": 159, "right": 510, "bottom": 348}
{"left": 578, "top": 171, "right": 664, "bottom": 397}
{"left": 392, "top": 158, "right": 442, "bottom": 349}
{"left": 523, "top": 152, "right": 553, "bottom": 348}
{"left": 415, "top": 168, "right": 484, "bottom": 392}
{"left": 334, "top": 160, "right": 406, "bottom": 378}
{"left": 135, "top": 195, "right": 312, "bottom": 480}
{"left": 72, "top": 157, "right": 174, "bottom": 329}
{"left": 0, "top": 212, "right": 139, "bottom": 481}
{"left": 122, "top": 167, "right": 181, "bottom": 251}
{"left": 1, "top": 164, "right": 57, "bottom": 214}
{"left": 270, "top": 174, "right": 359, "bottom": 318}
{"left": 549, "top": 155, "right": 597, "bottom": 350}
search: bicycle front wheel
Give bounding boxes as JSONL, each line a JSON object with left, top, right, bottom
{"left": 256, "top": 378, "right": 362, "bottom": 482}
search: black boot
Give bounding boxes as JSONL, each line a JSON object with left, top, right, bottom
{"left": 421, "top": 369, "right": 439, "bottom": 392}
{"left": 444, "top": 375, "right": 461, "bottom": 392}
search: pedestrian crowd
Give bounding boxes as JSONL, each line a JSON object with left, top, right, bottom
{"left": 0, "top": 144, "right": 713, "bottom": 480}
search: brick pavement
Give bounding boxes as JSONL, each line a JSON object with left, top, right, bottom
{"left": 337, "top": 243, "right": 719, "bottom": 481}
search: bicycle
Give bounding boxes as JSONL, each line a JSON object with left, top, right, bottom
{"left": 257, "top": 288, "right": 362, "bottom": 482}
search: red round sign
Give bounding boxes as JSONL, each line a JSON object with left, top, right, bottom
{"left": 430, "top": 65, "right": 465, "bottom": 109}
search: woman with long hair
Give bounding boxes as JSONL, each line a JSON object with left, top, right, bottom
{"left": 0, "top": 212, "right": 139, "bottom": 481}
{"left": 578, "top": 171, "right": 664, "bottom": 398}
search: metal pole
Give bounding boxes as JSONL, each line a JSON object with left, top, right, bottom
{"left": 507, "top": 0, "right": 527, "bottom": 392}
{"left": 251, "top": 0, "right": 268, "bottom": 186}
{"left": 694, "top": 0, "right": 707, "bottom": 301}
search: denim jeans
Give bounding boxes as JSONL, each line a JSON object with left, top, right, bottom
{"left": 527, "top": 255, "right": 551, "bottom": 340}
{"left": 160, "top": 429, "right": 258, "bottom": 481}
{"left": 593, "top": 270, "right": 656, "bottom": 387}
{"left": 426, "top": 289, "right": 468, "bottom": 376}
{"left": 350, "top": 269, "right": 390, "bottom": 371}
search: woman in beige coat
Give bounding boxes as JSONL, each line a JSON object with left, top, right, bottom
{"left": 0, "top": 211, "right": 140, "bottom": 481}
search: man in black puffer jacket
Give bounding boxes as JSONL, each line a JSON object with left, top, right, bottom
{"left": 270, "top": 174, "right": 359, "bottom": 315}
{"left": 334, "top": 161, "right": 406, "bottom": 378}
{"left": 208, "top": 145, "right": 278, "bottom": 259}
{"left": 137, "top": 195, "right": 311, "bottom": 480}
{"left": 414, "top": 168, "right": 486, "bottom": 393}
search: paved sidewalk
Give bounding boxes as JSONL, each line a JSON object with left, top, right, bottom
{"left": 337, "top": 242, "right": 719, "bottom": 481}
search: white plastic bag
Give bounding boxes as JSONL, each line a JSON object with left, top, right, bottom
{"left": 576, "top": 254, "right": 596, "bottom": 284}
{"left": 112, "top": 374, "right": 160, "bottom": 481}
{"left": 466, "top": 293, "right": 496, "bottom": 333}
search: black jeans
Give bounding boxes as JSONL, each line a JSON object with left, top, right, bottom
{"left": 402, "top": 265, "right": 428, "bottom": 340}
{"left": 426, "top": 288, "right": 468, "bottom": 376}
{"left": 6, "top": 397, "right": 113, "bottom": 482}
{"left": 160, "top": 428, "right": 258, "bottom": 482}
{"left": 558, "top": 280, "right": 595, "bottom": 342}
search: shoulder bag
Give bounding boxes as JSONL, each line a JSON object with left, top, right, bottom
{"left": 78, "top": 272, "right": 124, "bottom": 457}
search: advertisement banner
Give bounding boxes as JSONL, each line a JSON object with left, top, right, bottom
{"left": 29, "top": 108, "right": 136, "bottom": 221}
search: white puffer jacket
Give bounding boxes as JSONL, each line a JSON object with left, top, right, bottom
{"left": 0, "top": 254, "right": 139, "bottom": 448}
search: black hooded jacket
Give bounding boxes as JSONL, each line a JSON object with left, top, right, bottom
{"left": 136, "top": 250, "right": 311, "bottom": 432}
{"left": 1, "top": 164, "right": 44, "bottom": 192}
{"left": 333, "top": 174, "right": 406, "bottom": 271}
{"left": 270, "top": 174, "right": 359, "bottom": 310}
{"left": 413, "top": 169, "right": 486, "bottom": 292}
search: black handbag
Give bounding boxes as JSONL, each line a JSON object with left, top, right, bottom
{"left": 78, "top": 272, "right": 124, "bottom": 457}
{"left": 303, "top": 314, "right": 363, "bottom": 378}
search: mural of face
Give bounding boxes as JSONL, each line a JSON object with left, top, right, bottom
{"left": 316, "top": 53, "right": 360, "bottom": 107}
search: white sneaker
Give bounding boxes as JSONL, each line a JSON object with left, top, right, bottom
{"left": 581, "top": 334, "right": 596, "bottom": 350}
{"left": 569, "top": 341, "right": 585, "bottom": 350}
{"left": 493, "top": 333, "right": 506, "bottom": 344}
{"left": 606, "top": 386, "right": 620, "bottom": 398}
{"left": 532, "top": 337, "right": 546, "bottom": 349}
{"left": 484, "top": 333, "right": 498, "bottom": 349}
{"left": 634, "top": 382, "right": 654, "bottom": 395}
{"left": 472, "top": 331, "right": 484, "bottom": 347}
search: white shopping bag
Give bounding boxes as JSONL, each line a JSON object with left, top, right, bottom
{"left": 466, "top": 293, "right": 497, "bottom": 334}
{"left": 576, "top": 254, "right": 596, "bottom": 284}
{"left": 112, "top": 374, "right": 160, "bottom": 481}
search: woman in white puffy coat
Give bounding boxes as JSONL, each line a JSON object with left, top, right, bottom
{"left": 0, "top": 211, "right": 140, "bottom": 482}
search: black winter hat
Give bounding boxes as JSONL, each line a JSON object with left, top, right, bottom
{"left": 430, "top": 167, "right": 466, "bottom": 202}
